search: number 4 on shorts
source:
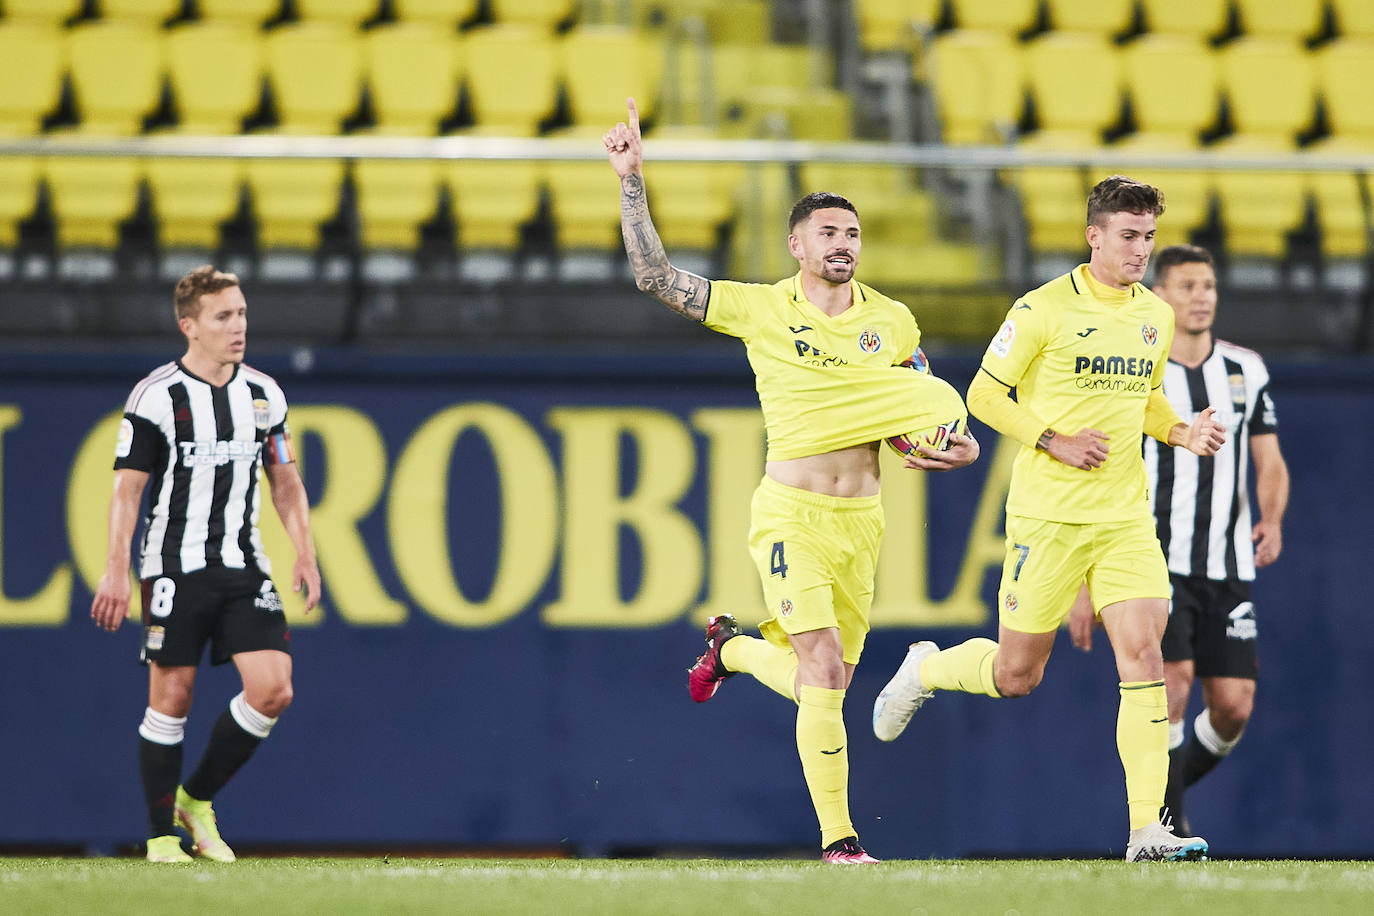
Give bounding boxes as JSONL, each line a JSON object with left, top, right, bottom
{"left": 770, "top": 541, "right": 788, "bottom": 579}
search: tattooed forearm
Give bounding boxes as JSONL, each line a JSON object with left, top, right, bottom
{"left": 620, "top": 174, "right": 710, "bottom": 321}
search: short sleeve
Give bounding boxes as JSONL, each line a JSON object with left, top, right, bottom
{"left": 1250, "top": 367, "right": 1278, "bottom": 436}
{"left": 979, "top": 300, "right": 1049, "bottom": 388}
{"left": 702, "top": 280, "right": 761, "bottom": 340}
{"left": 114, "top": 413, "right": 164, "bottom": 472}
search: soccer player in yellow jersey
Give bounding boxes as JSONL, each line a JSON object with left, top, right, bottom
{"left": 871, "top": 176, "right": 1228, "bottom": 861}
{"left": 604, "top": 99, "right": 980, "bottom": 863}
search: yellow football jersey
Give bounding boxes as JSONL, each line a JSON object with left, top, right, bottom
{"left": 706, "top": 273, "right": 966, "bottom": 461}
{"left": 978, "top": 264, "right": 1175, "bottom": 523}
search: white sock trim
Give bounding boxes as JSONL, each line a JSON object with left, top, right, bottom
{"left": 229, "top": 692, "right": 277, "bottom": 739}
{"left": 1194, "top": 708, "right": 1242, "bottom": 757}
{"left": 1168, "top": 720, "right": 1185, "bottom": 750}
{"left": 139, "top": 707, "right": 187, "bottom": 746}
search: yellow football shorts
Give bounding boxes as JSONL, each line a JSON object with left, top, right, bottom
{"left": 998, "top": 514, "right": 1170, "bottom": 634}
{"left": 749, "top": 475, "right": 885, "bottom": 666}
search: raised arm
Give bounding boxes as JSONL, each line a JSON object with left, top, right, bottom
{"left": 604, "top": 97, "right": 711, "bottom": 320}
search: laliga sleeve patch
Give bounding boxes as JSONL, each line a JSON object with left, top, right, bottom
{"left": 989, "top": 319, "right": 1017, "bottom": 359}
{"left": 115, "top": 417, "right": 134, "bottom": 458}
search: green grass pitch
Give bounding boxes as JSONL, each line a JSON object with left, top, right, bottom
{"left": 2, "top": 857, "right": 1372, "bottom": 915}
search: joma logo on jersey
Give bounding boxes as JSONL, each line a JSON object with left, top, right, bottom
{"left": 1073, "top": 355, "right": 1154, "bottom": 377}
{"left": 179, "top": 439, "right": 260, "bottom": 467}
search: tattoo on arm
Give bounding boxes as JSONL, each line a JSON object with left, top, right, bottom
{"left": 1036, "top": 428, "right": 1056, "bottom": 451}
{"left": 620, "top": 174, "right": 709, "bottom": 321}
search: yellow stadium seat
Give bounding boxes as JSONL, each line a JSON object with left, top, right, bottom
{"left": 1218, "top": 38, "right": 1318, "bottom": 143}
{"left": 859, "top": 239, "right": 988, "bottom": 288}
{"left": 353, "top": 159, "right": 442, "bottom": 250}
{"left": 949, "top": 0, "right": 1039, "bottom": 33}
{"left": 363, "top": 23, "right": 462, "bottom": 136}
{"left": 3, "top": 0, "right": 82, "bottom": 23}
{"left": 1308, "top": 171, "right": 1367, "bottom": 258}
{"left": 197, "top": 0, "right": 282, "bottom": 27}
{"left": 1121, "top": 35, "right": 1220, "bottom": 140}
{"left": 1234, "top": 0, "right": 1325, "bottom": 40}
{"left": 43, "top": 156, "right": 143, "bottom": 248}
{"left": 728, "top": 161, "right": 796, "bottom": 280}
{"left": 854, "top": 0, "right": 942, "bottom": 51}
{"left": 65, "top": 22, "right": 164, "bottom": 135}
{"left": 445, "top": 160, "right": 543, "bottom": 251}
{"left": 1139, "top": 0, "right": 1230, "bottom": 39}
{"left": 98, "top": 0, "right": 183, "bottom": 23}
{"left": 488, "top": 0, "right": 578, "bottom": 30}
{"left": 928, "top": 30, "right": 1024, "bottom": 145}
{"left": 1044, "top": 0, "right": 1135, "bottom": 35}
{"left": 545, "top": 160, "right": 623, "bottom": 250}
{"left": 264, "top": 23, "right": 364, "bottom": 135}
{"left": 393, "top": 0, "right": 482, "bottom": 27}
{"left": 1331, "top": 0, "right": 1374, "bottom": 39}
{"left": 1098, "top": 160, "right": 1212, "bottom": 250}
{"left": 1316, "top": 39, "right": 1374, "bottom": 141}
{"left": 1013, "top": 167, "right": 1092, "bottom": 254}
{"left": 702, "top": 0, "right": 770, "bottom": 43}
{"left": 145, "top": 158, "right": 243, "bottom": 249}
{"left": 0, "top": 157, "right": 40, "bottom": 247}
{"left": 1213, "top": 167, "right": 1307, "bottom": 258}
{"left": 1023, "top": 33, "right": 1123, "bottom": 137}
{"left": 643, "top": 159, "right": 744, "bottom": 250}
{"left": 798, "top": 162, "right": 933, "bottom": 243}
{"left": 295, "top": 0, "right": 381, "bottom": 26}
{"left": 559, "top": 26, "right": 661, "bottom": 131}
{"left": 0, "top": 22, "right": 65, "bottom": 137}
{"left": 460, "top": 25, "right": 559, "bottom": 136}
{"left": 244, "top": 159, "right": 346, "bottom": 248}
{"left": 165, "top": 22, "right": 263, "bottom": 135}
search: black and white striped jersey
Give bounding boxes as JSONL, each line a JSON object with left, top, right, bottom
{"left": 1144, "top": 340, "right": 1278, "bottom": 582}
{"left": 113, "top": 360, "right": 291, "bottom": 579}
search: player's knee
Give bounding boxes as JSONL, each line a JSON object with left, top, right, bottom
{"left": 251, "top": 681, "right": 293, "bottom": 718}
{"left": 993, "top": 667, "right": 1042, "bottom": 698}
{"left": 1209, "top": 698, "right": 1252, "bottom": 737}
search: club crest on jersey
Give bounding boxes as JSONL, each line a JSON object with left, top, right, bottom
{"left": 858, "top": 328, "right": 882, "bottom": 353}
{"left": 253, "top": 398, "right": 270, "bottom": 430}
{"left": 1229, "top": 373, "right": 1246, "bottom": 409}
{"left": 780, "top": 598, "right": 794, "bottom": 617}
{"left": 1141, "top": 323, "right": 1159, "bottom": 347}
{"left": 1004, "top": 593, "right": 1018, "bottom": 613}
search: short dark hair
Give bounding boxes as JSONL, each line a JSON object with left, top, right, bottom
{"left": 1086, "top": 175, "right": 1165, "bottom": 227}
{"left": 1152, "top": 244, "right": 1215, "bottom": 284}
{"left": 789, "top": 192, "right": 858, "bottom": 232}
{"left": 174, "top": 265, "right": 239, "bottom": 320}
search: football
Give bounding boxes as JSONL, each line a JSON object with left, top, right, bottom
{"left": 885, "top": 416, "right": 967, "bottom": 458}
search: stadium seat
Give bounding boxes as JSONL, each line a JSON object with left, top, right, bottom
{"left": 43, "top": 156, "right": 143, "bottom": 248}
{"left": 700, "top": 0, "right": 771, "bottom": 43}
{"left": 460, "top": 25, "right": 559, "bottom": 136}
{"left": 97, "top": 0, "right": 183, "bottom": 24}
{"left": 487, "top": 0, "right": 579, "bottom": 31}
{"left": 1331, "top": 0, "right": 1374, "bottom": 39}
{"left": 392, "top": 0, "right": 482, "bottom": 28}
{"left": 728, "top": 161, "right": 794, "bottom": 280}
{"left": 165, "top": 22, "right": 264, "bottom": 135}
{"left": 263, "top": 23, "right": 365, "bottom": 135}
{"left": 353, "top": 159, "right": 442, "bottom": 250}
{"left": 2, "top": 0, "right": 83, "bottom": 24}
{"left": 798, "top": 162, "right": 934, "bottom": 244}
{"left": 362, "top": 23, "right": 462, "bottom": 136}
{"left": 294, "top": 0, "right": 381, "bottom": 27}
{"left": 1307, "top": 170, "right": 1367, "bottom": 259}
{"left": 64, "top": 22, "right": 165, "bottom": 135}
{"left": 1213, "top": 166, "right": 1308, "bottom": 258}
{"left": 1120, "top": 35, "right": 1220, "bottom": 144}
{"left": 1099, "top": 162, "right": 1212, "bottom": 250}
{"left": 197, "top": 0, "right": 282, "bottom": 27}
{"left": 0, "top": 157, "right": 39, "bottom": 247}
{"left": 1138, "top": 0, "right": 1230, "bottom": 39}
{"left": 1022, "top": 33, "right": 1123, "bottom": 140}
{"left": 1217, "top": 39, "right": 1318, "bottom": 145}
{"left": 1233, "top": 0, "right": 1325, "bottom": 41}
{"left": 1012, "top": 167, "right": 1093, "bottom": 254}
{"left": 927, "top": 30, "right": 1025, "bottom": 145}
{"left": 444, "top": 160, "right": 543, "bottom": 251}
{"left": 558, "top": 26, "right": 661, "bottom": 133}
{"left": 145, "top": 158, "right": 243, "bottom": 249}
{"left": 1315, "top": 40, "right": 1374, "bottom": 142}
{"left": 853, "top": 0, "right": 942, "bottom": 52}
{"left": 643, "top": 159, "right": 744, "bottom": 250}
{"left": 0, "top": 22, "right": 65, "bottom": 137}
{"left": 859, "top": 239, "right": 988, "bottom": 288}
{"left": 1044, "top": 0, "right": 1135, "bottom": 36}
{"left": 243, "top": 159, "right": 346, "bottom": 249}
{"left": 949, "top": 0, "right": 1040, "bottom": 33}
{"left": 545, "top": 160, "right": 623, "bottom": 250}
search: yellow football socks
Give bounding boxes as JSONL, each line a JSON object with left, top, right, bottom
{"left": 919, "top": 637, "right": 1002, "bottom": 697}
{"left": 797, "top": 685, "right": 853, "bottom": 847}
{"left": 1118, "top": 680, "right": 1169, "bottom": 830}
{"left": 720, "top": 635, "right": 799, "bottom": 703}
